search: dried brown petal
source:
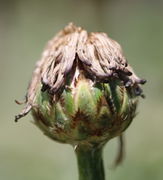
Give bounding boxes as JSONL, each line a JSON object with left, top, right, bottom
{"left": 15, "top": 23, "right": 146, "bottom": 122}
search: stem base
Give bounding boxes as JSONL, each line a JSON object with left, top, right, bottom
{"left": 75, "top": 145, "right": 105, "bottom": 180}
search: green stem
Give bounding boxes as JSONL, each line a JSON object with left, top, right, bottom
{"left": 75, "top": 145, "right": 105, "bottom": 180}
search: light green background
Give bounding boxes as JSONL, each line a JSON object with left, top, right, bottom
{"left": 1, "top": 0, "right": 163, "bottom": 179}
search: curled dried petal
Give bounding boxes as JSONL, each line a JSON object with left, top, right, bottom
{"left": 15, "top": 23, "right": 146, "bottom": 122}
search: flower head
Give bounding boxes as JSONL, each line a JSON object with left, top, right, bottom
{"left": 15, "top": 23, "right": 146, "bottom": 146}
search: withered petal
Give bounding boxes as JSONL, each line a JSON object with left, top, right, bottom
{"left": 15, "top": 23, "right": 146, "bottom": 121}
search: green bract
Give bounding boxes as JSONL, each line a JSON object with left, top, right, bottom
{"left": 32, "top": 78, "right": 138, "bottom": 145}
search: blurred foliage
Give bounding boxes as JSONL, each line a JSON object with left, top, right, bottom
{"left": 0, "top": 0, "right": 163, "bottom": 179}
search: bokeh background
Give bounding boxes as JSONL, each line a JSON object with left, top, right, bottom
{"left": 1, "top": 0, "right": 163, "bottom": 179}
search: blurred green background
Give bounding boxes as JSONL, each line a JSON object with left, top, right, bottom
{"left": 0, "top": 0, "right": 163, "bottom": 179}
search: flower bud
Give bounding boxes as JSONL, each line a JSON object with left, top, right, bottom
{"left": 15, "top": 23, "right": 146, "bottom": 146}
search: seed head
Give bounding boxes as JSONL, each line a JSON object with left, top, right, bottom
{"left": 15, "top": 23, "right": 146, "bottom": 146}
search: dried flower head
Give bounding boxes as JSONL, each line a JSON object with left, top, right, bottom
{"left": 15, "top": 23, "right": 146, "bottom": 147}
